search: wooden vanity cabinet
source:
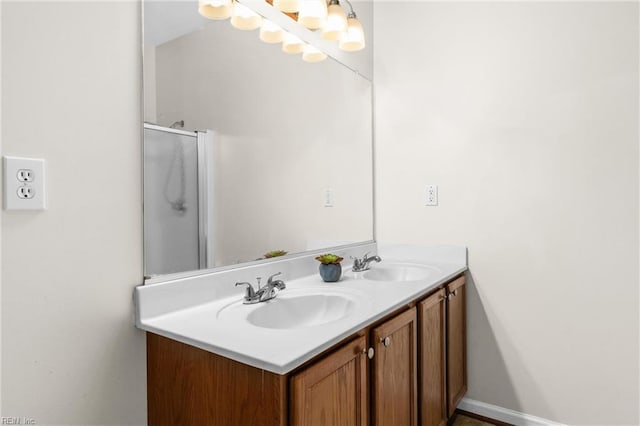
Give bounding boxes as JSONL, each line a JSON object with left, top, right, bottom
{"left": 290, "top": 308, "right": 418, "bottom": 426}
{"left": 146, "top": 274, "right": 465, "bottom": 426}
{"left": 290, "top": 336, "right": 369, "bottom": 426}
{"left": 446, "top": 276, "right": 467, "bottom": 417}
{"left": 417, "top": 275, "right": 467, "bottom": 426}
{"left": 418, "top": 288, "right": 447, "bottom": 426}
{"left": 146, "top": 333, "right": 288, "bottom": 426}
{"left": 371, "top": 308, "right": 418, "bottom": 426}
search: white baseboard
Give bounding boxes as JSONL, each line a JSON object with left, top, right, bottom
{"left": 458, "top": 398, "right": 567, "bottom": 426}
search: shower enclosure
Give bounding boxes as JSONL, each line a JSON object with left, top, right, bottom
{"left": 143, "top": 123, "right": 214, "bottom": 277}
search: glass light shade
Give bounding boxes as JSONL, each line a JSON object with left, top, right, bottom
{"left": 230, "top": 2, "right": 262, "bottom": 30}
{"left": 322, "top": 3, "right": 347, "bottom": 40}
{"left": 282, "top": 32, "right": 304, "bottom": 54}
{"left": 339, "top": 16, "right": 365, "bottom": 51}
{"left": 259, "top": 19, "right": 284, "bottom": 43}
{"left": 298, "top": 0, "right": 328, "bottom": 30}
{"left": 302, "top": 44, "right": 327, "bottom": 63}
{"left": 273, "top": 0, "right": 299, "bottom": 13}
{"left": 198, "top": 0, "right": 233, "bottom": 20}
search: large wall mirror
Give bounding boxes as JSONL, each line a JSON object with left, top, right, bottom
{"left": 143, "top": 0, "right": 374, "bottom": 281}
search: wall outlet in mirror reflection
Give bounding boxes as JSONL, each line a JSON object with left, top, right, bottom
{"left": 323, "top": 189, "right": 334, "bottom": 207}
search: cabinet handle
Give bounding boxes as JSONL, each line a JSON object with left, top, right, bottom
{"left": 381, "top": 336, "right": 391, "bottom": 347}
{"left": 448, "top": 289, "right": 458, "bottom": 299}
{"left": 360, "top": 347, "right": 375, "bottom": 359}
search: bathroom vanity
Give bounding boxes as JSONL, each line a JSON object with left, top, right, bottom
{"left": 136, "top": 4, "right": 464, "bottom": 424}
{"left": 136, "top": 244, "right": 468, "bottom": 426}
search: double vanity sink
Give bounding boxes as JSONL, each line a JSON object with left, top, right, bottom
{"left": 218, "top": 263, "right": 443, "bottom": 330}
{"left": 135, "top": 245, "right": 467, "bottom": 374}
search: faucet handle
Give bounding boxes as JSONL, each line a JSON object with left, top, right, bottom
{"left": 235, "top": 282, "right": 256, "bottom": 299}
{"left": 267, "top": 272, "right": 282, "bottom": 284}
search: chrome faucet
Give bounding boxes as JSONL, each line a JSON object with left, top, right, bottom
{"left": 235, "top": 272, "right": 286, "bottom": 304}
{"left": 352, "top": 253, "right": 382, "bottom": 272}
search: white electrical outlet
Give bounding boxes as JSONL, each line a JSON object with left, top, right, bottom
{"left": 425, "top": 185, "right": 438, "bottom": 206}
{"left": 4, "top": 156, "right": 46, "bottom": 210}
{"left": 17, "top": 185, "right": 36, "bottom": 199}
{"left": 17, "top": 169, "right": 34, "bottom": 182}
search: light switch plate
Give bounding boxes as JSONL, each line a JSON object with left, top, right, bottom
{"left": 3, "top": 156, "right": 46, "bottom": 210}
{"left": 323, "top": 189, "right": 334, "bottom": 207}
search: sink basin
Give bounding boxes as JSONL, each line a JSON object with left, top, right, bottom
{"left": 217, "top": 288, "right": 364, "bottom": 330}
{"left": 247, "top": 294, "right": 355, "bottom": 329}
{"left": 363, "top": 263, "right": 441, "bottom": 282}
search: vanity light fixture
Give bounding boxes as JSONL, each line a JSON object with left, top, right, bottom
{"left": 322, "top": 0, "right": 347, "bottom": 40}
{"left": 339, "top": 9, "right": 365, "bottom": 51}
{"left": 198, "top": 0, "right": 233, "bottom": 20}
{"left": 273, "top": 0, "right": 299, "bottom": 14}
{"left": 231, "top": 1, "right": 263, "bottom": 30}
{"left": 298, "top": 0, "right": 328, "bottom": 30}
{"left": 259, "top": 19, "right": 284, "bottom": 43}
{"left": 302, "top": 43, "right": 327, "bottom": 62}
{"left": 282, "top": 31, "right": 305, "bottom": 54}
{"left": 198, "top": 0, "right": 366, "bottom": 63}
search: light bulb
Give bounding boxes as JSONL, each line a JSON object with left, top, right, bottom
{"left": 259, "top": 19, "right": 284, "bottom": 43}
{"left": 230, "top": 2, "right": 262, "bottom": 30}
{"left": 322, "top": 1, "right": 347, "bottom": 40}
{"left": 339, "top": 15, "right": 365, "bottom": 51}
{"left": 282, "top": 32, "right": 304, "bottom": 54}
{"left": 273, "top": 0, "right": 299, "bottom": 13}
{"left": 302, "top": 44, "right": 327, "bottom": 63}
{"left": 298, "top": 0, "right": 328, "bottom": 30}
{"left": 198, "top": 0, "right": 233, "bottom": 20}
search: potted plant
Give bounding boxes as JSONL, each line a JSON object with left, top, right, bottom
{"left": 315, "top": 253, "right": 344, "bottom": 282}
{"left": 264, "top": 250, "right": 288, "bottom": 259}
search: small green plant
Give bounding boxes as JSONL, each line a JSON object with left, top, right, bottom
{"left": 315, "top": 253, "right": 344, "bottom": 265}
{"left": 264, "top": 250, "right": 288, "bottom": 259}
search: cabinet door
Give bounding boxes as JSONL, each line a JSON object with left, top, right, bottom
{"left": 446, "top": 276, "right": 467, "bottom": 416}
{"left": 418, "top": 289, "right": 447, "bottom": 426}
{"left": 147, "top": 333, "right": 287, "bottom": 426}
{"left": 372, "top": 307, "right": 418, "bottom": 426}
{"left": 290, "top": 336, "right": 368, "bottom": 426}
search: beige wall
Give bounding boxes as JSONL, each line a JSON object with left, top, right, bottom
{"left": 1, "top": 2, "right": 146, "bottom": 424}
{"left": 374, "top": 2, "right": 639, "bottom": 424}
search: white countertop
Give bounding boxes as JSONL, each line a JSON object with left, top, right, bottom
{"left": 135, "top": 244, "right": 467, "bottom": 375}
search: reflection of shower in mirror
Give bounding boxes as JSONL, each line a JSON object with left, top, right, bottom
{"left": 163, "top": 140, "right": 187, "bottom": 214}
{"left": 143, "top": 123, "right": 214, "bottom": 277}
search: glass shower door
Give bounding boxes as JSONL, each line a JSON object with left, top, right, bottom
{"left": 144, "top": 124, "right": 201, "bottom": 277}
